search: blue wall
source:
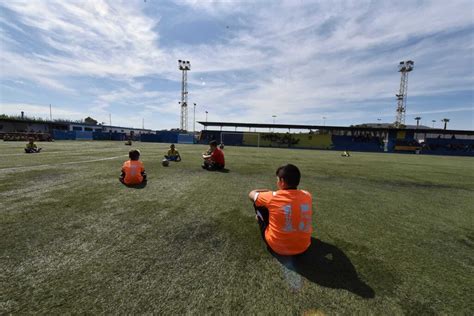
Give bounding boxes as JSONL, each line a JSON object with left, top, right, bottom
{"left": 75, "top": 131, "right": 93, "bottom": 140}
{"left": 178, "top": 134, "right": 194, "bottom": 144}
{"left": 141, "top": 131, "right": 179, "bottom": 143}
{"left": 53, "top": 130, "right": 76, "bottom": 140}
{"left": 53, "top": 130, "right": 126, "bottom": 141}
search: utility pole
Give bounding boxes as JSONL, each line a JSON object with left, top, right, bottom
{"left": 414, "top": 116, "right": 421, "bottom": 128}
{"left": 193, "top": 103, "right": 196, "bottom": 135}
{"left": 441, "top": 118, "right": 450, "bottom": 130}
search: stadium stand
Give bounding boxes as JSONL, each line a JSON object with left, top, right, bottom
{"left": 141, "top": 131, "right": 187, "bottom": 143}
{"left": 2, "top": 116, "right": 472, "bottom": 156}
{"left": 331, "top": 135, "right": 383, "bottom": 152}
{"left": 197, "top": 122, "right": 474, "bottom": 156}
{"left": 1, "top": 117, "right": 151, "bottom": 142}
{"left": 2, "top": 132, "right": 52, "bottom": 142}
{"left": 422, "top": 138, "right": 474, "bottom": 156}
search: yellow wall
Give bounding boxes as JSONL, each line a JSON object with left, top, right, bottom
{"left": 297, "top": 134, "right": 333, "bottom": 149}
{"left": 397, "top": 131, "right": 406, "bottom": 140}
{"left": 242, "top": 133, "right": 261, "bottom": 146}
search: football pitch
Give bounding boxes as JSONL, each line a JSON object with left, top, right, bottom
{"left": 1, "top": 141, "right": 473, "bottom": 314}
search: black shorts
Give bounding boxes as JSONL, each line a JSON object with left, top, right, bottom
{"left": 203, "top": 160, "right": 225, "bottom": 171}
{"left": 119, "top": 172, "right": 147, "bottom": 184}
{"left": 254, "top": 204, "right": 269, "bottom": 240}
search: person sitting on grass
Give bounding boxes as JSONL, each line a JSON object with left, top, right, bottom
{"left": 125, "top": 138, "right": 132, "bottom": 146}
{"left": 248, "top": 164, "right": 313, "bottom": 256}
{"left": 119, "top": 149, "right": 147, "bottom": 185}
{"left": 24, "top": 139, "right": 42, "bottom": 153}
{"left": 202, "top": 140, "right": 225, "bottom": 171}
{"left": 164, "top": 144, "right": 181, "bottom": 162}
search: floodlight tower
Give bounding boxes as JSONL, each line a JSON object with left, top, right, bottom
{"left": 395, "top": 60, "right": 414, "bottom": 128}
{"left": 178, "top": 60, "right": 191, "bottom": 131}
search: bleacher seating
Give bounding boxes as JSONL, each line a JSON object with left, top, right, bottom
{"left": 198, "top": 130, "right": 221, "bottom": 144}
{"left": 331, "top": 135, "right": 384, "bottom": 152}
{"left": 422, "top": 138, "right": 474, "bottom": 156}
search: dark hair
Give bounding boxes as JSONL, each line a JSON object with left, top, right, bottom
{"left": 209, "top": 140, "right": 218, "bottom": 147}
{"left": 276, "top": 164, "right": 301, "bottom": 189}
{"left": 129, "top": 150, "right": 140, "bottom": 161}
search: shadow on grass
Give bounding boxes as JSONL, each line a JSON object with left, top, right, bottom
{"left": 122, "top": 181, "right": 148, "bottom": 189}
{"left": 272, "top": 238, "right": 375, "bottom": 298}
{"left": 201, "top": 167, "right": 230, "bottom": 173}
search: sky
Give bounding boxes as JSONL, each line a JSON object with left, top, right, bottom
{"left": 0, "top": 0, "right": 473, "bottom": 131}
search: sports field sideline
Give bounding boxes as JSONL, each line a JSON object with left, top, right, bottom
{"left": 1, "top": 141, "right": 473, "bottom": 314}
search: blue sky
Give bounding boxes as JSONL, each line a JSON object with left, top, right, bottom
{"left": 0, "top": 0, "right": 473, "bottom": 130}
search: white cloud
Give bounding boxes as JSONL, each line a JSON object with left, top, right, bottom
{"left": 177, "top": 1, "right": 474, "bottom": 127}
{"left": 0, "top": 0, "right": 169, "bottom": 85}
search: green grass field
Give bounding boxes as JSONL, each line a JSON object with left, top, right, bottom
{"left": 1, "top": 141, "right": 473, "bottom": 314}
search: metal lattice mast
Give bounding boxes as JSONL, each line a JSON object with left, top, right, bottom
{"left": 178, "top": 60, "right": 191, "bottom": 131}
{"left": 395, "top": 60, "right": 414, "bottom": 127}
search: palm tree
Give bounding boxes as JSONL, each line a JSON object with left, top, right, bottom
{"left": 441, "top": 118, "right": 450, "bottom": 130}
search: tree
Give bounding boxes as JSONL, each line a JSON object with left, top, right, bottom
{"left": 84, "top": 117, "right": 98, "bottom": 125}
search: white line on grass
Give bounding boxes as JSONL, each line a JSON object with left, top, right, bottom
{"left": 0, "top": 155, "right": 128, "bottom": 173}
{"left": 0, "top": 151, "right": 69, "bottom": 157}
{"left": 0, "top": 148, "right": 128, "bottom": 157}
